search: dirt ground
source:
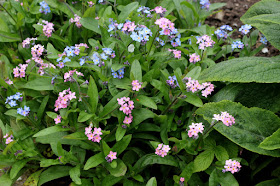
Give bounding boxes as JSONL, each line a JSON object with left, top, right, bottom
{"left": 205, "top": 0, "right": 280, "bottom": 57}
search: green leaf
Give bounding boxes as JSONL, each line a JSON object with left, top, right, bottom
{"left": 10, "top": 159, "right": 30, "bottom": 179}
{"left": 215, "top": 146, "right": 229, "bottom": 161}
{"left": 84, "top": 152, "right": 105, "bottom": 170}
{"left": 37, "top": 95, "right": 49, "bottom": 122}
{"left": 88, "top": 76, "right": 99, "bottom": 114}
{"left": 180, "top": 162, "right": 194, "bottom": 183}
{"left": 101, "top": 175, "right": 123, "bottom": 186}
{"left": 80, "top": 17, "right": 101, "bottom": 34}
{"left": 46, "top": 112, "right": 58, "bottom": 119}
{"left": 130, "top": 60, "right": 142, "bottom": 82}
{"left": 198, "top": 56, "right": 280, "bottom": 83}
{"left": 112, "top": 134, "right": 132, "bottom": 155}
{"left": 24, "top": 170, "right": 43, "bottom": 186}
{"left": 241, "top": 0, "right": 280, "bottom": 50}
{"left": 47, "top": 43, "right": 59, "bottom": 59}
{"left": 186, "top": 66, "right": 201, "bottom": 79}
{"left": 130, "top": 108, "right": 155, "bottom": 128}
{"left": 115, "top": 125, "right": 126, "bottom": 141}
{"left": 259, "top": 128, "right": 280, "bottom": 150}
{"left": 70, "top": 165, "right": 82, "bottom": 185}
{"left": 40, "top": 159, "right": 60, "bottom": 167}
{"left": 209, "top": 169, "right": 239, "bottom": 186}
{"left": 78, "top": 111, "right": 94, "bottom": 122}
{"left": 102, "top": 141, "right": 112, "bottom": 156}
{"left": 0, "top": 31, "right": 21, "bottom": 42}
{"left": 255, "top": 178, "right": 280, "bottom": 186}
{"left": 24, "top": 77, "right": 54, "bottom": 90}
{"left": 193, "top": 149, "right": 215, "bottom": 172}
{"left": 212, "top": 83, "right": 280, "bottom": 113}
{"left": 118, "top": 2, "right": 139, "bottom": 22}
{"left": 0, "top": 174, "right": 12, "bottom": 186}
{"left": 182, "top": 92, "right": 203, "bottom": 107}
{"left": 136, "top": 95, "right": 157, "bottom": 110}
{"left": 33, "top": 126, "right": 70, "bottom": 137}
{"left": 38, "top": 166, "right": 72, "bottom": 186}
{"left": 196, "top": 100, "right": 280, "bottom": 157}
{"left": 133, "top": 154, "right": 179, "bottom": 174}
{"left": 146, "top": 177, "right": 157, "bottom": 186}
{"left": 99, "top": 90, "right": 130, "bottom": 118}
{"left": 104, "top": 159, "right": 127, "bottom": 177}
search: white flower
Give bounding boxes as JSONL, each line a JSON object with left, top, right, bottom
{"left": 128, "top": 44, "right": 135, "bottom": 53}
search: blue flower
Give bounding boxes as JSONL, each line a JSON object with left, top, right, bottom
{"left": 13, "top": 92, "right": 22, "bottom": 100}
{"left": 17, "top": 107, "right": 23, "bottom": 115}
{"left": 102, "top": 48, "right": 113, "bottom": 55}
{"left": 63, "top": 57, "right": 71, "bottom": 63}
{"left": 66, "top": 49, "right": 74, "bottom": 57}
{"left": 117, "top": 23, "right": 123, "bottom": 30}
{"left": 117, "top": 67, "right": 125, "bottom": 75}
{"left": 9, "top": 100, "right": 17, "bottom": 107}
{"left": 260, "top": 35, "right": 268, "bottom": 45}
{"left": 92, "top": 53, "right": 100, "bottom": 65}
{"left": 39, "top": 1, "right": 51, "bottom": 14}
{"left": 112, "top": 71, "right": 118, "bottom": 78}
{"left": 239, "top": 24, "right": 252, "bottom": 35}
{"left": 79, "top": 57, "right": 86, "bottom": 66}
{"left": 100, "top": 53, "right": 108, "bottom": 60}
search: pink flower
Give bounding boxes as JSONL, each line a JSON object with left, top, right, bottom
{"left": 92, "top": 127, "right": 102, "bottom": 136}
{"left": 119, "top": 103, "right": 128, "bottom": 113}
{"left": 155, "top": 143, "right": 170, "bottom": 157}
{"left": 70, "top": 14, "right": 82, "bottom": 28}
{"left": 187, "top": 123, "right": 204, "bottom": 139}
{"left": 123, "top": 115, "right": 133, "bottom": 124}
{"left": 54, "top": 115, "right": 62, "bottom": 124}
{"left": 107, "top": 151, "right": 117, "bottom": 161}
{"left": 189, "top": 53, "right": 200, "bottom": 63}
{"left": 68, "top": 91, "right": 76, "bottom": 100}
{"left": 180, "top": 177, "right": 185, "bottom": 182}
{"left": 87, "top": 133, "right": 94, "bottom": 140}
{"left": 93, "top": 135, "right": 101, "bottom": 143}
{"left": 213, "top": 111, "right": 235, "bottom": 126}
{"left": 41, "top": 20, "right": 55, "bottom": 38}
{"left": 223, "top": 159, "right": 241, "bottom": 174}
{"left": 117, "top": 97, "right": 125, "bottom": 105}
{"left": 85, "top": 126, "right": 92, "bottom": 134}
{"left": 153, "top": 6, "right": 167, "bottom": 14}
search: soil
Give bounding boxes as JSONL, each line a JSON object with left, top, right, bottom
{"left": 205, "top": 0, "right": 280, "bottom": 57}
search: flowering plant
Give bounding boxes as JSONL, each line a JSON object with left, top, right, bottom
{"left": 0, "top": 0, "right": 279, "bottom": 185}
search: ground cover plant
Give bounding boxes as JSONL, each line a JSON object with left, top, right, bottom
{"left": 0, "top": 0, "right": 280, "bottom": 185}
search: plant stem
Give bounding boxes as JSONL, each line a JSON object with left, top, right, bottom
{"left": 195, "top": 121, "right": 219, "bottom": 151}
{"left": 161, "top": 92, "right": 182, "bottom": 115}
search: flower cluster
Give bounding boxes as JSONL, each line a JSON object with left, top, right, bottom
{"left": 105, "top": 151, "right": 117, "bottom": 163}
{"left": 70, "top": 14, "right": 82, "bottom": 28}
{"left": 196, "top": 35, "right": 215, "bottom": 50}
{"left": 111, "top": 67, "right": 125, "bottom": 79}
{"left": 156, "top": 37, "right": 165, "bottom": 46}
{"left": 137, "top": 6, "right": 152, "bottom": 17}
{"left": 189, "top": 53, "right": 201, "bottom": 64}
{"left": 215, "top": 25, "right": 233, "bottom": 39}
{"left": 222, "top": 159, "right": 241, "bottom": 174}
{"left": 155, "top": 143, "right": 170, "bottom": 157}
{"left": 42, "top": 20, "right": 54, "bottom": 38}
{"left": 5, "top": 92, "right": 22, "bottom": 107}
{"left": 31, "top": 44, "right": 44, "bottom": 59}
{"left": 168, "top": 49, "right": 181, "bottom": 59}
{"left": 260, "top": 34, "right": 268, "bottom": 45}
{"left": 85, "top": 126, "right": 102, "bottom": 143}
{"left": 239, "top": 24, "right": 252, "bottom": 35}
{"left": 152, "top": 6, "right": 167, "bottom": 17}
{"left": 54, "top": 89, "right": 76, "bottom": 111}
{"left": 231, "top": 41, "right": 244, "bottom": 50}
{"left": 117, "top": 97, "right": 134, "bottom": 127}
{"left": 184, "top": 77, "right": 214, "bottom": 97}
{"left": 22, "top": 37, "right": 37, "bottom": 48}
{"left": 3, "top": 134, "right": 14, "bottom": 144}
{"left": 39, "top": 1, "right": 51, "bottom": 14}
{"left": 130, "top": 25, "right": 153, "bottom": 43}
{"left": 64, "top": 70, "right": 84, "bottom": 82}
{"left": 132, "top": 80, "right": 142, "bottom": 91}
{"left": 155, "top": 17, "right": 181, "bottom": 47}
{"left": 13, "top": 64, "right": 28, "bottom": 78}
{"left": 17, "top": 106, "right": 30, "bottom": 116}
{"left": 54, "top": 115, "right": 62, "bottom": 124}
{"left": 213, "top": 111, "right": 235, "bottom": 127}
{"left": 200, "top": 0, "right": 210, "bottom": 9}
{"left": 166, "top": 76, "right": 179, "bottom": 89}
{"left": 57, "top": 45, "right": 86, "bottom": 68}
{"left": 187, "top": 123, "right": 204, "bottom": 139}
{"left": 101, "top": 48, "right": 116, "bottom": 60}
{"left": 87, "top": 1, "right": 94, "bottom": 7}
